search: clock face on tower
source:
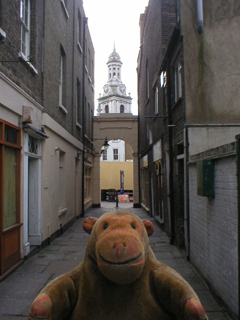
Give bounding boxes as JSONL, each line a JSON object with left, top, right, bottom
{"left": 104, "top": 85, "right": 109, "bottom": 93}
{"left": 120, "top": 85, "right": 126, "bottom": 94}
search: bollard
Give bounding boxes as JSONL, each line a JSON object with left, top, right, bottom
{"left": 115, "top": 189, "right": 118, "bottom": 208}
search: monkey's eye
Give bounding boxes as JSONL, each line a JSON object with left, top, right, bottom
{"left": 131, "top": 223, "right": 136, "bottom": 229}
{"left": 103, "top": 223, "right": 108, "bottom": 230}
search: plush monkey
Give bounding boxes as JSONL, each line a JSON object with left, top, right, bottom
{"left": 28, "top": 210, "right": 208, "bottom": 320}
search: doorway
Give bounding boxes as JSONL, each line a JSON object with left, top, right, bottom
{"left": 28, "top": 157, "right": 41, "bottom": 245}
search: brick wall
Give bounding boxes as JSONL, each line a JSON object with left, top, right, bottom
{"left": 0, "top": 0, "right": 44, "bottom": 104}
{"left": 43, "top": 0, "right": 94, "bottom": 144}
{"left": 189, "top": 156, "right": 238, "bottom": 316}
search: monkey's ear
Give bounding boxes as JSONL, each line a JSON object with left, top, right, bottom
{"left": 83, "top": 217, "right": 98, "bottom": 234}
{"left": 142, "top": 220, "right": 154, "bottom": 237}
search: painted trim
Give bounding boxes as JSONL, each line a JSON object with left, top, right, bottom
{"left": 0, "top": 72, "right": 43, "bottom": 111}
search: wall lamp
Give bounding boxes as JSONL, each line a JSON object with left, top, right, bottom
{"left": 77, "top": 150, "right": 82, "bottom": 159}
{"left": 55, "top": 147, "right": 61, "bottom": 152}
{"left": 94, "top": 136, "right": 110, "bottom": 150}
{"left": 103, "top": 137, "right": 110, "bottom": 150}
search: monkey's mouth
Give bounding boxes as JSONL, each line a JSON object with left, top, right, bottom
{"left": 99, "top": 252, "right": 142, "bottom": 265}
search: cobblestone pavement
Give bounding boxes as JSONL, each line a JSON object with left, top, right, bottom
{"left": 0, "top": 202, "right": 232, "bottom": 320}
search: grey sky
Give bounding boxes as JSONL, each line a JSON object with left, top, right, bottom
{"left": 83, "top": 0, "right": 149, "bottom": 115}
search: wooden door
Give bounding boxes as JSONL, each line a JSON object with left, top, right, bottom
{"left": 0, "top": 120, "right": 22, "bottom": 276}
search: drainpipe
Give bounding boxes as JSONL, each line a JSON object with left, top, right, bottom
{"left": 81, "top": 17, "right": 87, "bottom": 217}
{"left": 166, "top": 58, "right": 175, "bottom": 245}
{"left": 176, "top": 0, "right": 180, "bottom": 25}
{"left": 236, "top": 135, "right": 240, "bottom": 316}
{"left": 183, "top": 127, "right": 189, "bottom": 257}
{"left": 71, "top": 0, "right": 75, "bottom": 136}
{"left": 197, "top": 0, "right": 204, "bottom": 33}
{"left": 236, "top": 135, "right": 240, "bottom": 313}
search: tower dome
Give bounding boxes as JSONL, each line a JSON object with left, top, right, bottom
{"left": 108, "top": 47, "right": 121, "bottom": 63}
{"left": 97, "top": 45, "right": 132, "bottom": 115}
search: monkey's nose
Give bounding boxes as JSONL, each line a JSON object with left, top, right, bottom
{"left": 113, "top": 243, "right": 126, "bottom": 259}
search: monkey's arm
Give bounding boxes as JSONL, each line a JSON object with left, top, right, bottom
{"left": 28, "top": 264, "right": 82, "bottom": 320}
{"left": 153, "top": 262, "right": 208, "bottom": 320}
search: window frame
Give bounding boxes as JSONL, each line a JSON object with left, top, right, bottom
{"left": 174, "top": 61, "right": 182, "bottom": 103}
{"left": 77, "top": 9, "right": 83, "bottom": 53}
{"left": 59, "top": 46, "right": 67, "bottom": 114}
{"left": 102, "top": 149, "right": 107, "bottom": 161}
{"left": 76, "top": 77, "right": 81, "bottom": 127}
{"left": 113, "top": 148, "right": 119, "bottom": 161}
{"left": 20, "top": 0, "right": 30, "bottom": 59}
{"left": 154, "top": 86, "right": 159, "bottom": 114}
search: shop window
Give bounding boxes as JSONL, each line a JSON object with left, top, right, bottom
{"left": 3, "top": 147, "right": 18, "bottom": 228}
{"left": 5, "top": 125, "right": 19, "bottom": 145}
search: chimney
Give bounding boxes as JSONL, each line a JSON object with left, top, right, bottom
{"left": 139, "top": 6, "right": 148, "bottom": 44}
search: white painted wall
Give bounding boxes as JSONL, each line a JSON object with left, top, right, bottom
{"left": 189, "top": 157, "right": 238, "bottom": 315}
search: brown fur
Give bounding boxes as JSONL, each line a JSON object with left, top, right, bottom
{"left": 28, "top": 211, "right": 207, "bottom": 320}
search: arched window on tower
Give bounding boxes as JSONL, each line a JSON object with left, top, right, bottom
{"left": 120, "top": 105, "right": 124, "bottom": 113}
{"left": 105, "top": 105, "right": 109, "bottom": 113}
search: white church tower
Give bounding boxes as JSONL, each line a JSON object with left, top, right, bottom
{"left": 97, "top": 45, "right": 132, "bottom": 114}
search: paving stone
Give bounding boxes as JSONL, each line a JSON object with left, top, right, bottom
{"left": 44, "top": 260, "right": 79, "bottom": 274}
{"left": 0, "top": 204, "right": 232, "bottom": 319}
{"left": 197, "top": 290, "right": 222, "bottom": 312}
{"left": 0, "top": 298, "right": 32, "bottom": 315}
{"left": 174, "top": 266, "right": 196, "bottom": 279}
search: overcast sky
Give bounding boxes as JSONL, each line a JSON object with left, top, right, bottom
{"left": 83, "top": 0, "right": 149, "bottom": 115}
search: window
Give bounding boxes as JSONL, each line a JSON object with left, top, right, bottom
{"left": 76, "top": 78, "right": 81, "bottom": 125}
{"left": 60, "top": 0, "right": 69, "bottom": 19}
{"left": 102, "top": 149, "right": 107, "bottom": 161}
{"left": 120, "top": 105, "right": 124, "bottom": 113}
{"left": 88, "top": 49, "right": 91, "bottom": 75}
{"left": 105, "top": 105, "right": 109, "bottom": 113}
{"left": 77, "top": 10, "right": 82, "bottom": 48}
{"left": 0, "top": 120, "right": 21, "bottom": 230}
{"left": 84, "top": 167, "right": 91, "bottom": 200}
{"left": 88, "top": 103, "right": 90, "bottom": 137}
{"left": 28, "top": 136, "right": 39, "bottom": 154}
{"left": 155, "top": 86, "right": 159, "bottom": 114}
{"left": 146, "top": 60, "right": 149, "bottom": 100}
{"left": 20, "top": 0, "right": 30, "bottom": 58}
{"left": 90, "top": 109, "right": 93, "bottom": 139}
{"left": 174, "top": 61, "right": 182, "bottom": 102}
{"left": 59, "top": 46, "right": 66, "bottom": 111}
{"left": 149, "top": 128, "right": 153, "bottom": 145}
{"left": 113, "top": 149, "right": 119, "bottom": 161}
{"left": 91, "top": 60, "right": 94, "bottom": 83}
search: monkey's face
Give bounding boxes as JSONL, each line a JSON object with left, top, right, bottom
{"left": 83, "top": 211, "right": 154, "bottom": 285}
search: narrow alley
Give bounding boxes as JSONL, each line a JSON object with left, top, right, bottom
{"left": 0, "top": 203, "right": 231, "bottom": 320}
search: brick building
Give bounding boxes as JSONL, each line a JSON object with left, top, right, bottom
{"left": 137, "top": 0, "right": 181, "bottom": 245}
{"left": 0, "top": 0, "right": 94, "bottom": 279}
{"left": 138, "top": 0, "right": 240, "bottom": 318}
